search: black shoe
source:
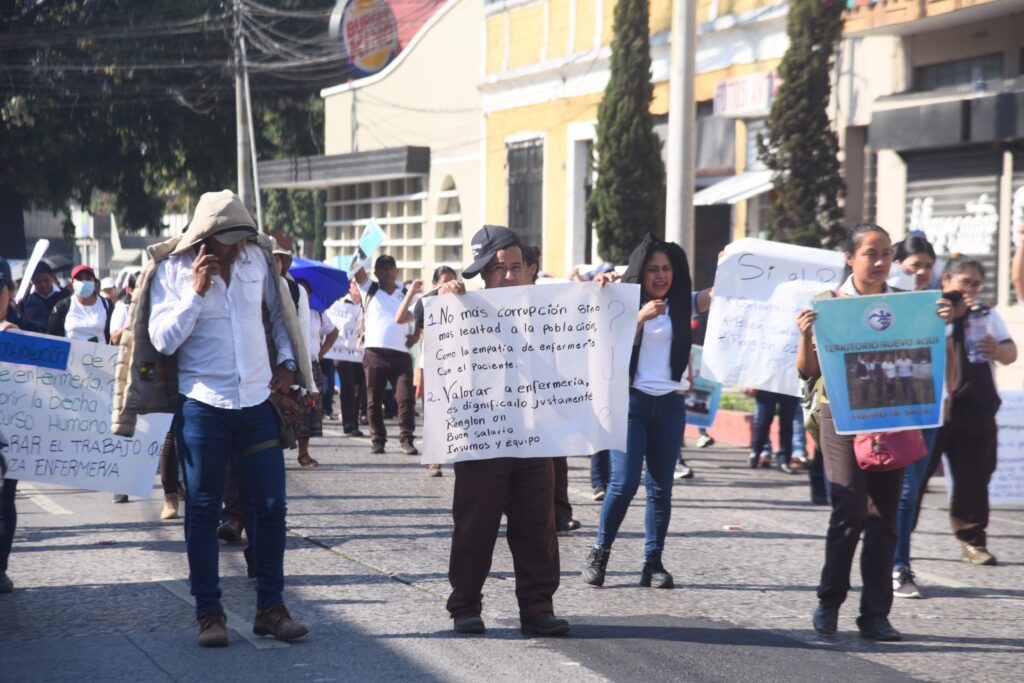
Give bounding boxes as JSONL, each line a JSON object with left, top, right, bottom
{"left": 400, "top": 442, "right": 419, "bottom": 456}
{"left": 811, "top": 494, "right": 829, "bottom": 506}
{"left": 639, "top": 552, "right": 674, "bottom": 588}
{"left": 748, "top": 452, "right": 760, "bottom": 469}
{"left": 453, "top": 613, "right": 485, "bottom": 634}
{"left": 592, "top": 487, "right": 606, "bottom": 501}
{"left": 217, "top": 521, "right": 243, "bottom": 544}
{"left": 112, "top": 494, "right": 129, "bottom": 504}
{"left": 812, "top": 604, "right": 839, "bottom": 636}
{"left": 582, "top": 547, "right": 610, "bottom": 587}
{"left": 370, "top": 442, "right": 385, "bottom": 454}
{"left": 857, "top": 615, "right": 902, "bottom": 642}
{"left": 345, "top": 429, "right": 365, "bottom": 437}
{"left": 520, "top": 612, "right": 570, "bottom": 637}
{"left": 556, "top": 518, "right": 581, "bottom": 535}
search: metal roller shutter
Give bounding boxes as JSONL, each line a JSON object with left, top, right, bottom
{"left": 1011, "top": 150, "right": 1024, "bottom": 303}
{"left": 905, "top": 148, "right": 1002, "bottom": 302}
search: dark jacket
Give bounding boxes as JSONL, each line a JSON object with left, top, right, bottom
{"left": 622, "top": 232, "right": 693, "bottom": 384}
{"left": 20, "top": 288, "right": 69, "bottom": 331}
{"left": 46, "top": 295, "right": 114, "bottom": 343}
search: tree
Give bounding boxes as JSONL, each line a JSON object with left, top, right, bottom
{"left": 757, "top": 0, "right": 846, "bottom": 248}
{"left": 586, "top": 0, "right": 664, "bottom": 264}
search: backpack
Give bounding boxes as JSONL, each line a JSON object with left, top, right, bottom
{"left": 48, "top": 295, "right": 114, "bottom": 343}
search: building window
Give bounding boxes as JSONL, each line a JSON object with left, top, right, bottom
{"left": 324, "top": 176, "right": 427, "bottom": 282}
{"left": 507, "top": 139, "right": 544, "bottom": 250}
{"left": 913, "top": 53, "right": 1003, "bottom": 92}
{"left": 434, "top": 176, "right": 463, "bottom": 268}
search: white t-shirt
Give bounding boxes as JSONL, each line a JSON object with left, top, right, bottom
{"left": 895, "top": 357, "right": 914, "bottom": 377}
{"left": 65, "top": 297, "right": 108, "bottom": 342}
{"left": 881, "top": 361, "right": 897, "bottom": 379}
{"left": 358, "top": 278, "right": 410, "bottom": 353}
{"left": 308, "top": 309, "right": 337, "bottom": 358}
{"left": 632, "top": 304, "right": 690, "bottom": 396}
{"left": 110, "top": 300, "right": 130, "bottom": 333}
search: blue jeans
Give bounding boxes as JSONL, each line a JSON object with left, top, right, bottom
{"left": 590, "top": 450, "right": 610, "bottom": 490}
{"left": 792, "top": 407, "right": 807, "bottom": 456}
{"left": 893, "top": 428, "right": 938, "bottom": 570}
{"left": 0, "top": 478, "right": 16, "bottom": 573}
{"left": 175, "top": 397, "right": 288, "bottom": 616}
{"left": 596, "top": 390, "right": 686, "bottom": 557}
{"left": 751, "top": 391, "right": 798, "bottom": 463}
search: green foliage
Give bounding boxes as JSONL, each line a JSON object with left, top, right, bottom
{"left": 586, "top": 0, "right": 665, "bottom": 264}
{"left": 757, "top": 0, "right": 846, "bottom": 248}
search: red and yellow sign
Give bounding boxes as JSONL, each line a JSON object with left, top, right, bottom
{"left": 330, "top": 0, "right": 399, "bottom": 77}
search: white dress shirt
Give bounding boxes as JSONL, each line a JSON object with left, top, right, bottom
{"left": 149, "top": 243, "right": 294, "bottom": 409}
{"left": 358, "top": 278, "right": 410, "bottom": 353}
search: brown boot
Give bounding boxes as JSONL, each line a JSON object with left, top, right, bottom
{"left": 197, "top": 610, "right": 229, "bottom": 647}
{"left": 161, "top": 493, "right": 179, "bottom": 520}
{"left": 253, "top": 604, "right": 309, "bottom": 642}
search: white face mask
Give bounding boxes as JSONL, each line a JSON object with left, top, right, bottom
{"left": 73, "top": 279, "right": 95, "bottom": 298}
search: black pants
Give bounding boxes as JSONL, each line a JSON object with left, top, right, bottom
{"left": 553, "top": 457, "right": 573, "bottom": 523}
{"left": 914, "top": 418, "right": 997, "bottom": 547}
{"left": 338, "top": 359, "right": 367, "bottom": 434}
{"left": 818, "top": 404, "right": 902, "bottom": 618}
{"left": 320, "top": 358, "right": 336, "bottom": 416}
{"left": 447, "top": 457, "right": 560, "bottom": 619}
{"left": 363, "top": 348, "right": 415, "bottom": 445}
{"left": 1, "top": 478, "right": 17, "bottom": 573}
{"left": 159, "top": 430, "right": 180, "bottom": 496}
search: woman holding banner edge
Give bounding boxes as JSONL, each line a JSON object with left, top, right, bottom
{"left": 582, "top": 233, "right": 692, "bottom": 590}
{"left": 796, "top": 224, "right": 954, "bottom": 642}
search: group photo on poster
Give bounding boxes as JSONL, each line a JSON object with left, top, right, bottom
{"left": 844, "top": 348, "right": 936, "bottom": 411}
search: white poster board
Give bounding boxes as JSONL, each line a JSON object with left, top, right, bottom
{"left": 0, "top": 331, "right": 172, "bottom": 498}
{"left": 323, "top": 298, "right": 363, "bottom": 363}
{"left": 421, "top": 282, "right": 639, "bottom": 464}
{"left": 993, "top": 389, "right": 1024, "bottom": 505}
{"left": 703, "top": 239, "right": 845, "bottom": 397}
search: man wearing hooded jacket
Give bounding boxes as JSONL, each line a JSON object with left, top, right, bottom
{"left": 148, "top": 190, "right": 309, "bottom": 647}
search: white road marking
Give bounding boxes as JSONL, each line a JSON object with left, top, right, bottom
{"left": 157, "top": 579, "right": 288, "bottom": 649}
{"left": 990, "top": 514, "right": 1024, "bottom": 528}
{"left": 17, "top": 483, "right": 74, "bottom": 515}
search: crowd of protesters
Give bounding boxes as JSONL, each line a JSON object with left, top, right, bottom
{"left": 1, "top": 198, "right": 1019, "bottom": 647}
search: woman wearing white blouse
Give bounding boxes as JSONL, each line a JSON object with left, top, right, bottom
{"left": 46, "top": 264, "right": 112, "bottom": 343}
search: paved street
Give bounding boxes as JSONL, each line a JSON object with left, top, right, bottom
{"left": 2, "top": 419, "right": 1022, "bottom": 682}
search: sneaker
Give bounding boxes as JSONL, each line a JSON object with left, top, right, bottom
{"left": 453, "top": 612, "right": 486, "bottom": 634}
{"left": 370, "top": 442, "right": 385, "bottom": 455}
{"left": 961, "top": 542, "right": 997, "bottom": 566}
{"left": 427, "top": 464, "right": 442, "bottom": 477}
{"left": 196, "top": 610, "right": 229, "bottom": 647}
{"left": 0, "top": 572, "right": 13, "bottom": 593}
{"left": 892, "top": 568, "right": 922, "bottom": 599}
{"left": 556, "top": 518, "right": 581, "bottom": 535}
{"left": 674, "top": 461, "right": 694, "bottom": 480}
{"left": 400, "top": 442, "right": 420, "bottom": 456}
{"left": 639, "top": 552, "right": 674, "bottom": 588}
{"left": 582, "top": 546, "right": 610, "bottom": 587}
{"left": 112, "top": 494, "right": 128, "bottom": 504}
{"left": 748, "top": 452, "right": 760, "bottom": 469}
{"left": 253, "top": 604, "right": 309, "bottom": 642}
{"left": 758, "top": 454, "right": 773, "bottom": 468}
{"left": 696, "top": 434, "right": 715, "bottom": 448}
{"left": 592, "top": 487, "right": 606, "bottom": 501}
{"left": 520, "top": 611, "right": 570, "bottom": 637}
{"left": 161, "top": 493, "right": 180, "bottom": 520}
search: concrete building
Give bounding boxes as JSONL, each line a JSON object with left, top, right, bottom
{"left": 480, "top": 0, "right": 789, "bottom": 287}
{"left": 839, "top": 0, "right": 1024, "bottom": 383}
{"left": 260, "top": 0, "right": 477, "bottom": 284}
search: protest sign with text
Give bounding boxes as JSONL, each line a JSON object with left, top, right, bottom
{"left": 703, "top": 239, "right": 845, "bottom": 397}
{"left": 323, "top": 298, "right": 363, "bottom": 363}
{"left": 421, "top": 282, "right": 639, "bottom": 464}
{"left": 994, "top": 390, "right": 1024, "bottom": 505}
{"left": 812, "top": 292, "right": 946, "bottom": 435}
{"left": 0, "top": 331, "right": 172, "bottom": 498}
{"left": 684, "top": 346, "right": 722, "bottom": 429}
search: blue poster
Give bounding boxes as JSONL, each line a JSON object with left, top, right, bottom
{"left": 812, "top": 291, "right": 946, "bottom": 435}
{"left": 685, "top": 345, "right": 723, "bottom": 429}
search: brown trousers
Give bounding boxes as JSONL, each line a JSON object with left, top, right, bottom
{"left": 447, "top": 457, "right": 560, "bottom": 619}
{"left": 915, "top": 418, "right": 997, "bottom": 547}
{"left": 363, "top": 348, "right": 415, "bottom": 445}
{"left": 818, "top": 404, "right": 903, "bottom": 618}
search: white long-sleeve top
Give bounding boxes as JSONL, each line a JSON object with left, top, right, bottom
{"left": 149, "top": 243, "right": 294, "bottom": 409}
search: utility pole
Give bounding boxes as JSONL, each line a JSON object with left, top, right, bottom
{"left": 240, "top": 35, "right": 263, "bottom": 231}
{"left": 664, "top": 0, "right": 696, "bottom": 267}
{"left": 234, "top": 0, "right": 251, "bottom": 210}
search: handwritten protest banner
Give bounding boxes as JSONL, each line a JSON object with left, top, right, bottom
{"left": 685, "top": 346, "right": 722, "bottom": 429}
{"left": 993, "top": 390, "right": 1024, "bottom": 506}
{"left": 703, "top": 239, "right": 844, "bottom": 397}
{"left": 812, "top": 292, "right": 945, "bottom": 435}
{"left": 421, "top": 282, "right": 639, "bottom": 464}
{"left": 0, "top": 331, "right": 172, "bottom": 498}
{"left": 323, "top": 299, "right": 363, "bottom": 363}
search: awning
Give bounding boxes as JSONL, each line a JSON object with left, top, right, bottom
{"left": 692, "top": 170, "right": 773, "bottom": 206}
{"left": 258, "top": 146, "right": 430, "bottom": 190}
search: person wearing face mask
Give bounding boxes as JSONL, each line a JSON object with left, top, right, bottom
{"left": 582, "top": 233, "right": 693, "bottom": 591}
{"left": 47, "top": 265, "right": 114, "bottom": 343}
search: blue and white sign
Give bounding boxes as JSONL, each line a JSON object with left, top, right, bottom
{"left": 812, "top": 291, "right": 946, "bottom": 435}
{"left": 685, "top": 346, "right": 722, "bottom": 429}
